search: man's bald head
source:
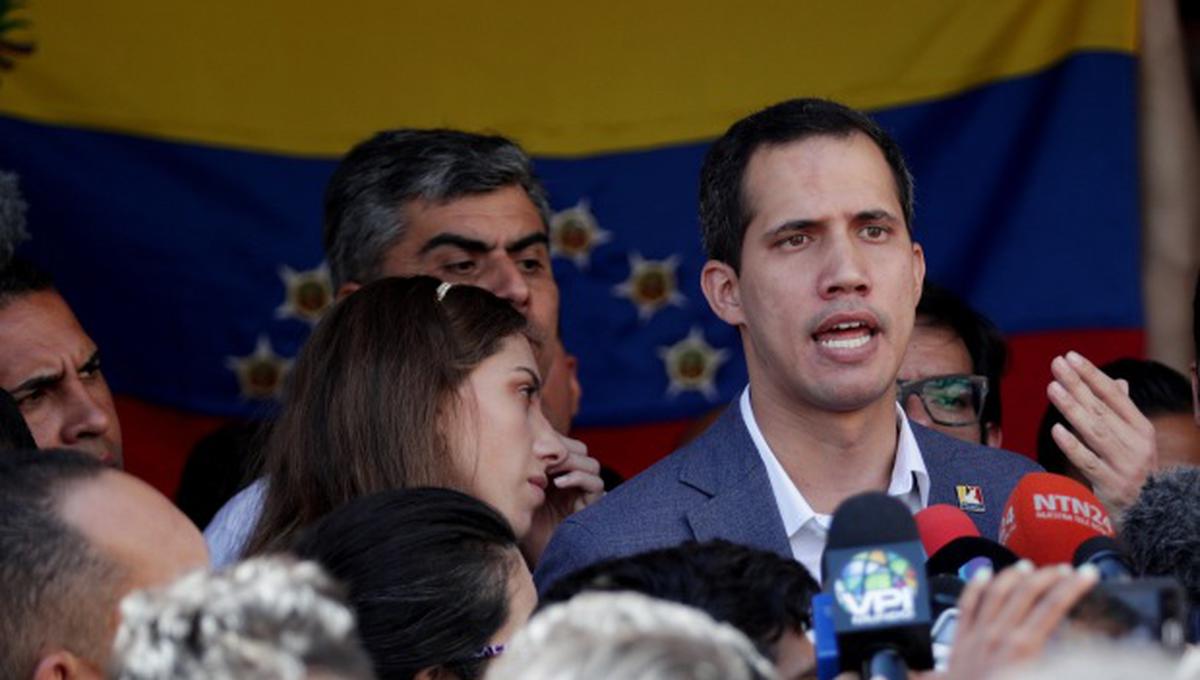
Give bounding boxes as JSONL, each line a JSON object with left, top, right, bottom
{"left": 0, "top": 450, "right": 207, "bottom": 679}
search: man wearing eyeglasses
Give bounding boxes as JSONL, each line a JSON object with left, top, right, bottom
{"left": 898, "top": 283, "right": 1008, "bottom": 448}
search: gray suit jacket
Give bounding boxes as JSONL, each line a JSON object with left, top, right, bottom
{"left": 534, "top": 401, "right": 1041, "bottom": 592}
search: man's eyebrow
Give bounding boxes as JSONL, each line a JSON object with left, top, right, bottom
{"left": 10, "top": 370, "right": 64, "bottom": 396}
{"left": 79, "top": 350, "right": 101, "bottom": 373}
{"left": 765, "top": 219, "right": 821, "bottom": 238}
{"left": 506, "top": 232, "right": 550, "bottom": 253}
{"left": 418, "top": 233, "right": 492, "bottom": 255}
{"left": 853, "top": 209, "right": 898, "bottom": 223}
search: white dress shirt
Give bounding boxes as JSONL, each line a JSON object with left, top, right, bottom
{"left": 740, "top": 386, "right": 929, "bottom": 584}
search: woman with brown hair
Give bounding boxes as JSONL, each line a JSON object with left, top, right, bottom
{"left": 235, "top": 276, "right": 602, "bottom": 560}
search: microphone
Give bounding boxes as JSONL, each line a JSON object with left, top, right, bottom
{"left": 821, "top": 492, "right": 933, "bottom": 678}
{"left": 916, "top": 505, "right": 1017, "bottom": 580}
{"left": 999, "top": 472, "right": 1115, "bottom": 566}
{"left": 1073, "top": 535, "right": 1133, "bottom": 582}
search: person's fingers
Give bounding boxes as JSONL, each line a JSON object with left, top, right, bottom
{"left": 1049, "top": 422, "right": 1108, "bottom": 481}
{"left": 547, "top": 441, "right": 601, "bottom": 476}
{"left": 985, "top": 566, "right": 1069, "bottom": 654}
{"left": 1011, "top": 566, "right": 1101, "bottom": 654}
{"left": 1050, "top": 355, "right": 1109, "bottom": 422}
{"left": 1065, "top": 352, "right": 1146, "bottom": 425}
{"left": 552, "top": 470, "right": 605, "bottom": 494}
{"left": 971, "top": 561, "right": 1034, "bottom": 632}
{"left": 955, "top": 566, "right": 994, "bottom": 628}
{"left": 1116, "top": 378, "right": 1129, "bottom": 396}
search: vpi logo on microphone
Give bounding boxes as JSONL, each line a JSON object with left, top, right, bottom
{"left": 833, "top": 549, "right": 919, "bottom": 626}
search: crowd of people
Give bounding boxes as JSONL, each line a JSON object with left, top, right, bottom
{"left": 1, "top": 97, "right": 1199, "bottom": 679}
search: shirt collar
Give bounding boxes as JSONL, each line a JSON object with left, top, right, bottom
{"left": 740, "top": 386, "right": 929, "bottom": 537}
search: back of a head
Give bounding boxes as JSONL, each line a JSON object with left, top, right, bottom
{"left": 1038, "top": 358, "right": 1194, "bottom": 475}
{"left": 247, "top": 276, "right": 526, "bottom": 555}
{"left": 1120, "top": 467, "right": 1200, "bottom": 605}
{"left": 540, "top": 539, "right": 817, "bottom": 659}
{"left": 0, "top": 449, "right": 119, "bottom": 679}
{"left": 0, "top": 386, "right": 37, "bottom": 450}
{"left": 488, "top": 591, "right": 777, "bottom": 680}
{"left": 291, "top": 487, "right": 520, "bottom": 680}
{"left": 111, "top": 556, "right": 374, "bottom": 680}
{"left": 699, "top": 97, "right": 913, "bottom": 271}
{"left": 323, "top": 128, "right": 550, "bottom": 288}
{"left": 915, "top": 281, "right": 1009, "bottom": 428}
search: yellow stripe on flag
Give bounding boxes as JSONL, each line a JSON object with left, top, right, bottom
{"left": 0, "top": 1, "right": 1135, "bottom": 156}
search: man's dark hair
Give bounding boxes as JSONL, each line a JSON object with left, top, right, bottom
{"left": 0, "top": 449, "right": 120, "bottom": 679}
{"left": 0, "top": 256, "right": 53, "bottom": 309}
{"left": 1120, "top": 467, "right": 1200, "bottom": 605}
{"left": 291, "top": 487, "right": 520, "bottom": 680}
{"left": 1037, "top": 358, "right": 1194, "bottom": 476}
{"left": 0, "top": 388, "right": 36, "bottom": 450}
{"left": 915, "top": 282, "right": 1009, "bottom": 433}
{"left": 699, "top": 98, "right": 915, "bottom": 270}
{"left": 323, "top": 128, "right": 551, "bottom": 288}
{"left": 539, "top": 539, "right": 818, "bottom": 661}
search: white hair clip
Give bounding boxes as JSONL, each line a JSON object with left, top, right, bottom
{"left": 436, "top": 281, "right": 455, "bottom": 302}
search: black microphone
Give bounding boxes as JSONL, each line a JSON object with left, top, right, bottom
{"left": 1073, "top": 535, "right": 1133, "bottom": 582}
{"left": 821, "top": 492, "right": 933, "bottom": 679}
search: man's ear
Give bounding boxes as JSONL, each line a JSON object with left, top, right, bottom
{"left": 32, "top": 650, "right": 100, "bottom": 680}
{"left": 910, "top": 241, "right": 926, "bottom": 301}
{"left": 335, "top": 280, "right": 362, "bottom": 301}
{"left": 700, "top": 260, "right": 745, "bottom": 327}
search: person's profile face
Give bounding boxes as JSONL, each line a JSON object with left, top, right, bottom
{"left": 443, "top": 335, "right": 565, "bottom": 538}
{"left": 0, "top": 291, "right": 123, "bottom": 466}
{"left": 728, "top": 133, "right": 925, "bottom": 413}
{"left": 377, "top": 185, "right": 560, "bottom": 379}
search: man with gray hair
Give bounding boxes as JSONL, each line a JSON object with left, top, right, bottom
{"left": 323, "top": 129, "right": 559, "bottom": 377}
{"left": 204, "top": 129, "right": 601, "bottom": 566}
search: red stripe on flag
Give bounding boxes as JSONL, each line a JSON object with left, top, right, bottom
{"left": 115, "top": 396, "right": 229, "bottom": 498}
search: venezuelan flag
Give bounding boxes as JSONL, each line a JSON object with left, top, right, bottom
{"left": 0, "top": 1, "right": 1140, "bottom": 491}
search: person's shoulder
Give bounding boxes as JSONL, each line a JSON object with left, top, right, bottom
{"left": 203, "top": 477, "right": 268, "bottom": 567}
{"left": 914, "top": 424, "right": 1042, "bottom": 479}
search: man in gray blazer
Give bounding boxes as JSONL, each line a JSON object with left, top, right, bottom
{"left": 535, "top": 99, "right": 1040, "bottom": 591}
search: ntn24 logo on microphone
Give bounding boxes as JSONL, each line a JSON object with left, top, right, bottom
{"left": 1032, "top": 493, "right": 1113, "bottom": 535}
{"left": 832, "top": 548, "right": 921, "bottom": 627}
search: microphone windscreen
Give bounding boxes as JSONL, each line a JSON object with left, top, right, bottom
{"left": 826, "top": 492, "right": 919, "bottom": 547}
{"left": 999, "top": 472, "right": 1115, "bottom": 566}
{"left": 915, "top": 504, "right": 980, "bottom": 557}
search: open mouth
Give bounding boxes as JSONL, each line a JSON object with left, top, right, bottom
{"left": 811, "top": 314, "right": 880, "bottom": 353}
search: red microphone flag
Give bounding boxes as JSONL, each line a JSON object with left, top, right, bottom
{"left": 915, "top": 504, "right": 981, "bottom": 557}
